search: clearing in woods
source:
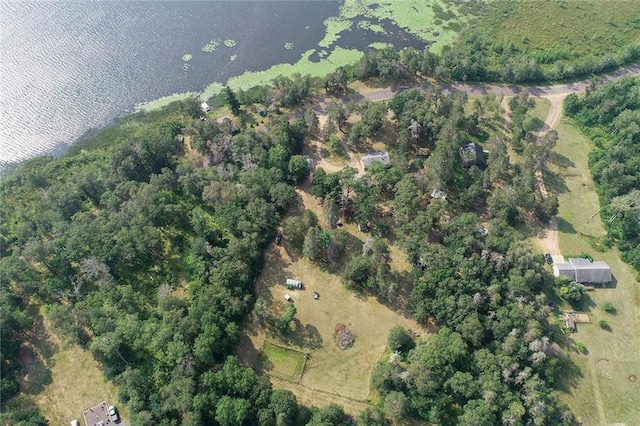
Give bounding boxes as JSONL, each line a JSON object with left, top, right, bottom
{"left": 12, "top": 307, "right": 127, "bottom": 425}
{"left": 237, "top": 190, "right": 428, "bottom": 414}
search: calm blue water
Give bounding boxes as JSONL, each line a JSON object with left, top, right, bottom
{"left": 0, "top": 1, "right": 426, "bottom": 165}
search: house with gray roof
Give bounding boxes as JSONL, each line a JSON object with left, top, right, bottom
{"left": 459, "top": 143, "right": 486, "bottom": 169}
{"left": 553, "top": 258, "right": 611, "bottom": 284}
{"left": 361, "top": 151, "right": 390, "bottom": 169}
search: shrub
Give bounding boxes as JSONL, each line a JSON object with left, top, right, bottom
{"left": 603, "top": 302, "right": 615, "bottom": 313}
{"left": 598, "top": 319, "right": 609, "bottom": 329}
{"left": 576, "top": 342, "right": 587, "bottom": 354}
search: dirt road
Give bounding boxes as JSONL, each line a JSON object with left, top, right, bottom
{"left": 354, "top": 62, "right": 640, "bottom": 103}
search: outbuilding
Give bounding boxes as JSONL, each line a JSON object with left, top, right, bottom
{"left": 285, "top": 279, "right": 303, "bottom": 289}
{"left": 553, "top": 258, "right": 612, "bottom": 284}
{"left": 361, "top": 151, "right": 390, "bottom": 169}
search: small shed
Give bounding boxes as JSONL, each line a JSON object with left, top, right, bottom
{"left": 565, "top": 316, "right": 576, "bottom": 332}
{"left": 430, "top": 186, "right": 447, "bottom": 200}
{"left": 201, "top": 102, "right": 211, "bottom": 113}
{"left": 284, "top": 294, "right": 292, "bottom": 301}
{"left": 459, "top": 143, "right": 486, "bottom": 169}
{"left": 285, "top": 279, "right": 303, "bottom": 289}
{"left": 361, "top": 151, "right": 390, "bottom": 169}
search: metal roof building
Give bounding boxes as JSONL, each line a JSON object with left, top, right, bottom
{"left": 361, "top": 151, "right": 390, "bottom": 169}
{"left": 553, "top": 258, "right": 612, "bottom": 283}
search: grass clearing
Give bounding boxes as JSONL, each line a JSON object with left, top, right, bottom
{"left": 14, "top": 307, "right": 126, "bottom": 425}
{"left": 260, "top": 342, "right": 307, "bottom": 383}
{"left": 468, "top": 1, "right": 640, "bottom": 71}
{"left": 548, "top": 117, "right": 640, "bottom": 425}
{"left": 238, "top": 190, "right": 427, "bottom": 412}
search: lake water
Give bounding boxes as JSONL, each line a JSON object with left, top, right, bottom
{"left": 0, "top": 1, "right": 426, "bottom": 166}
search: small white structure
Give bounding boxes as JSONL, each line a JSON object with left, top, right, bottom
{"left": 430, "top": 186, "right": 447, "bottom": 200}
{"left": 361, "top": 151, "right": 390, "bottom": 169}
{"left": 553, "top": 258, "right": 611, "bottom": 284}
{"left": 285, "top": 279, "right": 303, "bottom": 289}
{"left": 201, "top": 101, "right": 211, "bottom": 113}
{"left": 284, "top": 294, "right": 292, "bottom": 301}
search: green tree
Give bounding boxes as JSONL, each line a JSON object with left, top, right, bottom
{"left": 215, "top": 396, "right": 252, "bottom": 426}
{"left": 307, "top": 403, "right": 348, "bottom": 426}
{"left": 269, "top": 389, "right": 298, "bottom": 426}
{"left": 288, "top": 155, "right": 310, "bottom": 184}
{"left": 387, "top": 325, "right": 413, "bottom": 353}
{"left": 224, "top": 86, "right": 241, "bottom": 115}
{"left": 383, "top": 391, "right": 410, "bottom": 421}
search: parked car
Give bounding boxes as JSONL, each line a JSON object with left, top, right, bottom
{"left": 108, "top": 405, "right": 119, "bottom": 422}
{"left": 275, "top": 232, "right": 283, "bottom": 245}
{"left": 545, "top": 253, "right": 553, "bottom": 264}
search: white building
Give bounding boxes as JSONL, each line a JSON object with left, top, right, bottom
{"left": 361, "top": 151, "right": 390, "bottom": 169}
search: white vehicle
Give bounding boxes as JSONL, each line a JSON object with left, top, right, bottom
{"left": 108, "top": 405, "right": 119, "bottom": 422}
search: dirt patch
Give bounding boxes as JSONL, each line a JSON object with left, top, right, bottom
{"left": 629, "top": 374, "right": 637, "bottom": 382}
{"left": 573, "top": 313, "right": 591, "bottom": 323}
{"left": 595, "top": 358, "right": 619, "bottom": 379}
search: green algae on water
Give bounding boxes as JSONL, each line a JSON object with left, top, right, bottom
{"left": 202, "top": 39, "right": 221, "bottom": 53}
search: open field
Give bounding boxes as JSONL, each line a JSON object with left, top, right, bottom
{"left": 13, "top": 307, "right": 127, "bottom": 425}
{"left": 546, "top": 117, "right": 640, "bottom": 425}
{"left": 467, "top": 1, "right": 640, "bottom": 71}
{"left": 238, "top": 190, "right": 428, "bottom": 414}
{"left": 260, "top": 341, "right": 307, "bottom": 383}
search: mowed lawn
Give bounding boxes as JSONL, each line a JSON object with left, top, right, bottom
{"left": 547, "top": 118, "right": 640, "bottom": 425}
{"left": 16, "top": 308, "right": 127, "bottom": 425}
{"left": 261, "top": 341, "right": 307, "bottom": 383}
{"left": 240, "top": 190, "right": 428, "bottom": 408}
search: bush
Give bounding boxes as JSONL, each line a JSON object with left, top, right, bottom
{"left": 576, "top": 342, "right": 587, "bottom": 354}
{"left": 558, "top": 281, "right": 586, "bottom": 302}
{"left": 598, "top": 319, "right": 609, "bottom": 329}
{"left": 603, "top": 302, "right": 615, "bottom": 313}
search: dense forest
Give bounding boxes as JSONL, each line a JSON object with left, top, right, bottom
{"left": 564, "top": 76, "right": 640, "bottom": 276}
{"left": 0, "top": 102, "right": 313, "bottom": 424}
{"left": 1, "top": 41, "right": 617, "bottom": 425}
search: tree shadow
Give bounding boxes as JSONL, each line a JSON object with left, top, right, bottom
{"left": 557, "top": 217, "right": 577, "bottom": 234}
{"left": 256, "top": 351, "right": 274, "bottom": 374}
{"left": 602, "top": 273, "right": 618, "bottom": 289}
{"left": 572, "top": 293, "right": 597, "bottom": 312}
{"left": 235, "top": 332, "right": 261, "bottom": 368}
{"left": 553, "top": 350, "right": 585, "bottom": 395}
{"left": 548, "top": 152, "right": 576, "bottom": 169}
{"left": 279, "top": 320, "right": 324, "bottom": 350}
{"left": 18, "top": 308, "right": 57, "bottom": 395}
{"left": 542, "top": 168, "right": 569, "bottom": 194}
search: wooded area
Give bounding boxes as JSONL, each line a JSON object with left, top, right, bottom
{"left": 1, "top": 34, "right": 636, "bottom": 425}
